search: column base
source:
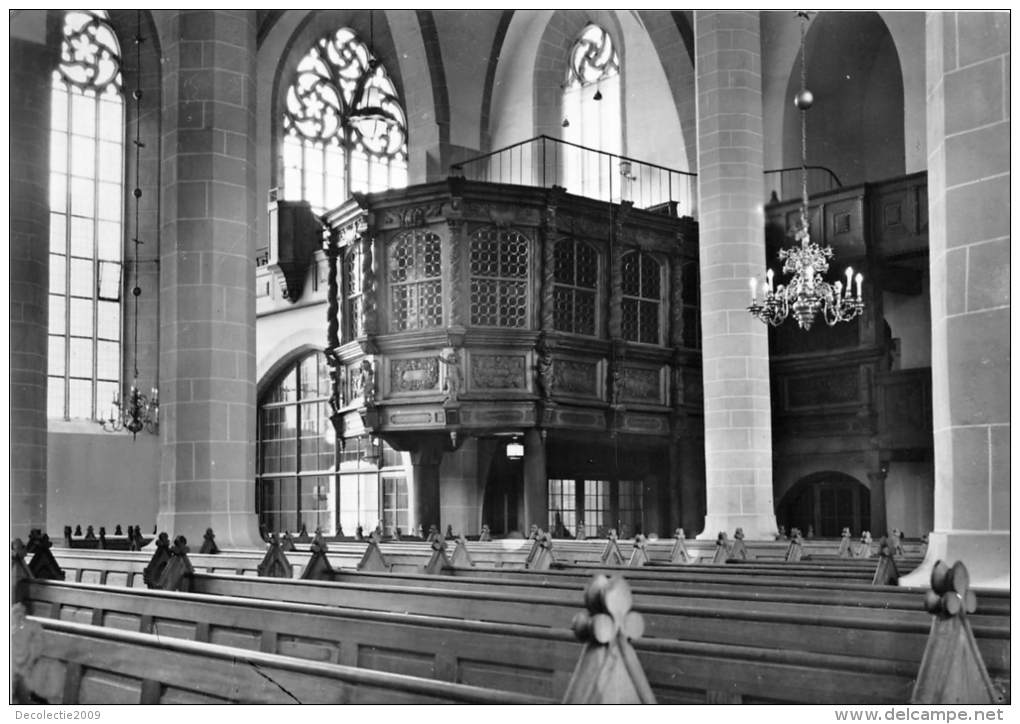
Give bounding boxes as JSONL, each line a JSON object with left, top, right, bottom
{"left": 898, "top": 530, "right": 1010, "bottom": 591}
{"left": 154, "top": 511, "right": 264, "bottom": 550}
{"left": 697, "top": 513, "right": 778, "bottom": 541}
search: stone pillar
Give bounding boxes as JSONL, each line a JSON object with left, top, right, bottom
{"left": 10, "top": 38, "right": 52, "bottom": 541}
{"left": 900, "top": 13, "right": 1009, "bottom": 589}
{"left": 694, "top": 11, "right": 777, "bottom": 540}
{"left": 867, "top": 469, "right": 889, "bottom": 539}
{"left": 157, "top": 11, "right": 261, "bottom": 547}
{"left": 521, "top": 429, "right": 547, "bottom": 531}
{"left": 411, "top": 441, "right": 443, "bottom": 532}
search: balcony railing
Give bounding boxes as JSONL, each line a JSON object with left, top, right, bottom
{"left": 763, "top": 165, "right": 842, "bottom": 204}
{"left": 450, "top": 135, "right": 698, "bottom": 219}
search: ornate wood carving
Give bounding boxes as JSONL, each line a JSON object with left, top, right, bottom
{"left": 199, "top": 528, "right": 219, "bottom": 555}
{"left": 608, "top": 236, "right": 623, "bottom": 338}
{"left": 621, "top": 367, "right": 660, "bottom": 403}
{"left": 381, "top": 202, "right": 445, "bottom": 229}
{"left": 471, "top": 353, "right": 526, "bottom": 390}
{"left": 563, "top": 575, "right": 656, "bottom": 704}
{"left": 142, "top": 532, "right": 171, "bottom": 588}
{"left": 911, "top": 561, "right": 1006, "bottom": 704}
{"left": 155, "top": 536, "right": 194, "bottom": 592}
{"left": 554, "top": 358, "right": 599, "bottom": 397}
{"left": 439, "top": 347, "right": 463, "bottom": 402}
{"left": 257, "top": 533, "right": 294, "bottom": 578}
{"left": 535, "top": 332, "right": 554, "bottom": 400}
{"left": 360, "top": 233, "right": 377, "bottom": 337}
{"left": 390, "top": 356, "right": 440, "bottom": 393}
{"left": 670, "top": 529, "right": 691, "bottom": 563}
{"left": 669, "top": 257, "right": 685, "bottom": 348}
{"left": 301, "top": 532, "right": 335, "bottom": 580}
{"left": 446, "top": 218, "right": 465, "bottom": 327}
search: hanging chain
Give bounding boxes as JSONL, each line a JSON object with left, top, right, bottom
{"left": 798, "top": 11, "right": 809, "bottom": 235}
{"left": 131, "top": 11, "right": 144, "bottom": 382}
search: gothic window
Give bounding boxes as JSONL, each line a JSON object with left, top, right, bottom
{"left": 582, "top": 479, "right": 610, "bottom": 538}
{"left": 621, "top": 251, "right": 662, "bottom": 345}
{"left": 562, "top": 24, "right": 622, "bottom": 201}
{"left": 341, "top": 245, "right": 363, "bottom": 341}
{"left": 256, "top": 352, "right": 337, "bottom": 535}
{"left": 469, "top": 227, "right": 530, "bottom": 328}
{"left": 553, "top": 238, "right": 599, "bottom": 336}
{"left": 48, "top": 10, "right": 124, "bottom": 421}
{"left": 547, "top": 479, "right": 577, "bottom": 535}
{"left": 282, "top": 27, "right": 408, "bottom": 213}
{"left": 388, "top": 230, "right": 442, "bottom": 331}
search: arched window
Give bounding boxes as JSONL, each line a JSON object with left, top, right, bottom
{"left": 257, "top": 352, "right": 337, "bottom": 535}
{"left": 257, "top": 351, "right": 412, "bottom": 538}
{"left": 553, "top": 238, "right": 600, "bottom": 336}
{"left": 562, "top": 24, "right": 621, "bottom": 201}
{"left": 388, "top": 230, "right": 442, "bottom": 331}
{"left": 282, "top": 28, "right": 408, "bottom": 213}
{"left": 469, "top": 227, "right": 530, "bottom": 328}
{"left": 621, "top": 251, "right": 662, "bottom": 345}
{"left": 49, "top": 10, "right": 124, "bottom": 420}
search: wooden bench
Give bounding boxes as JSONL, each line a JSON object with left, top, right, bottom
{"left": 12, "top": 611, "right": 548, "bottom": 704}
{"left": 21, "top": 577, "right": 923, "bottom": 704}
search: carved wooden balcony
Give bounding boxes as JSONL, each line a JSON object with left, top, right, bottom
{"left": 318, "top": 179, "right": 702, "bottom": 447}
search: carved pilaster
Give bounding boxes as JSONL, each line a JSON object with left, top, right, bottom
{"left": 360, "top": 231, "right": 377, "bottom": 338}
{"left": 669, "top": 256, "right": 685, "bottom": 348}
{"left": 540, "top": 199, "right": 560, "bottom": 333}
{"left": 446, "top": 218, "right": 465, "bottom": 328}
{"left": 325, "top": 228, "right": 340, "bottom": 351}
{"left": 608, "top": 240, "right": 624, "bottom": 338}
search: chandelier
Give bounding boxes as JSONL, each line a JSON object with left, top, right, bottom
{"left": 100, "top": 11, "right": 158, "bottom": 437}
{"left": 748, "top": 12, "right": 864, "bottom": 331}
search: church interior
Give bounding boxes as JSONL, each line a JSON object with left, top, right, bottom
{"left": 9, "top": 9, "right": 1011, "bottom": 706}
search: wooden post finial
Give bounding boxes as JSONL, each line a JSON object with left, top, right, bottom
{"left": 628, "top": 534, "right": 649, "bottom": 568}
{"left": 155, "top": 535, "right": 195, "bottom": 592}
{"left": 911, "top": 561, "right": 1005, "bottom": 705}
{"left": 199, "top": 527, "right": 220, "bottom": 555}
{"left": 563, "top": 575, "right": 656, "bottom": 704}
{"left": 142, "top": 532, "right": 171, "bottom": 588}
{"left": 600, "top": 532, "right": 624, "bottom": 567}
{"left": 670, "top": 528, "right": 691, "bottom": 564}
{"left": 301, "top": 530, "right": 335, "bottom": 580}
{"left": 711, "top": 531, "right": 730, "bottom": 564}
{"left": 424, "top": 535, "right": 452, "bottom": 575}
{"left": 451, "top": 534, "right": 474, "bottom": 568}
{"left": 478, "top": 524, "right": 491, "bottom": 542}
{"left": 527, "top": 532, "right": 555, "bottom": 571}
{"left": 257, "top": 532, "right": 294, "bottom": 578}
{"left": 358, "top": 532, "right": 391, "bottom": 572}
{"left": 871, "top": 537, "right": 900, "bottom": 585}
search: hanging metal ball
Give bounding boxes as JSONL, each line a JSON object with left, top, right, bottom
{"left": 133, "top": 286, "right": 142, "bottom": 297}
{"left": 794, "top": 89, "right": 814, "bottom": 110}
{"left": 561, "top": 117, "right": 570, "bottom": 128}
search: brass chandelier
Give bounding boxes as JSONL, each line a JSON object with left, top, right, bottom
{"left": 748, "top": 11, "right": 864, "bottom": 331}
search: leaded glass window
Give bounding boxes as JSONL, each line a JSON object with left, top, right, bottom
{"left": 388, "top": 230, "right": 442, "bottom": 331}
{"left": 621, "top": 251, "right": 662, "bottom": 345}
{"left": 548, "top": 479, "right": 576, "bottom": 536}
{"left": 469, "top": 227, "right": 530, "bottom": 328}
{"left": 582, "top": 479, "right": 610, "bottom": 538}
{"left": 49, "top": 10, "right": 124, "bottom": 421}
{"left": 553, "top": 238, "right": 599, "bottom": 336}
{"left": 282, "top": 27, "right": 408, "bottom": 213}
{"left": 617, "top": 480, "right": 644, "bottom": 538}
{"left": 342, "top": 245, "right": 363, "bottom": 341}
{"left": 562, "top": 24, "right": 621, "bottom": 201}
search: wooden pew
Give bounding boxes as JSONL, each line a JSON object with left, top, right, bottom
{"left": 21, "top": 577, "right": 922, "bottom": 704}
{"left": 12, "top": 611, "right": 548, "bottom": 704}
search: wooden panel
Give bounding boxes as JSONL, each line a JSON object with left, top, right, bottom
{"left": 77, "top": 671, "right": 142, "bottom": 705}
{"left": 457, "top": 659, "right": 555, "bottom": 699}
{"left": 100, "top": 612, "right": 140, "bottom": 632}
{"left": 58, "top": 606, "right": 93, "bottom": 625}
{"left": 79, "top": 570, "right": 102, "bottom": 585}
{"left": 150, "top": 619, "right": 196, "bottom": 640}
{"left": 209, "top": 626, "right": 260, "bottom": 651}
{"left": 277, "top": 635, "right": 339, "bottom": 663}
{"left": 105, "top": 572, "right": 129, "bottom": 587}
{"left": 358, "top": 645, "right": 435, "bottom": 679}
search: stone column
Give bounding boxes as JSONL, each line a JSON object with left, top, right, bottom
{"left": 694, "top": 11, "right": 777, "bottom": 540}
{"left": 867, "top": 469, "right": 889, "bottom": 539}
{"left": 10, "top": 37, "right": 53, "bottom": 541}
{"left": 900, "top": 13, "right": 1009, "bottom": 589}
{"left": 411, "top": 441, "right": 443, "bottom": 533}
{"left": 156, "top": 10, "right": 261, "bottom": 547}
{"left": 521, "top": 429, "right": 547, "bottom": 531}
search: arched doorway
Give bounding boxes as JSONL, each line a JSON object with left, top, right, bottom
{"left": 778, "top": 472, "right": 871, "bottom": 537}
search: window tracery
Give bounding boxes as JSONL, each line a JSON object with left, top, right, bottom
{"left": 282, "top": 28, "right": 408, "bottom": 213}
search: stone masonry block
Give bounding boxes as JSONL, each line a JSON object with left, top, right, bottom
{"left": 945, "top": 178, "right": 1009, "bottom": 249}
{"left": 945, "top": 308, "right": 1009, "bottom": 425}
{"left": 944, "top": 58, "right": 1004, "bottom": 135}
{"left": 966, "top": 239, "right": 1010, "bottom": 312}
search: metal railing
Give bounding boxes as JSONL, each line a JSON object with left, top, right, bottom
{"left": 450, "top": 135, "right": 698, "bottom": 219}
{"left": 763, "top": 165, "right": 842, "bottom": 204}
